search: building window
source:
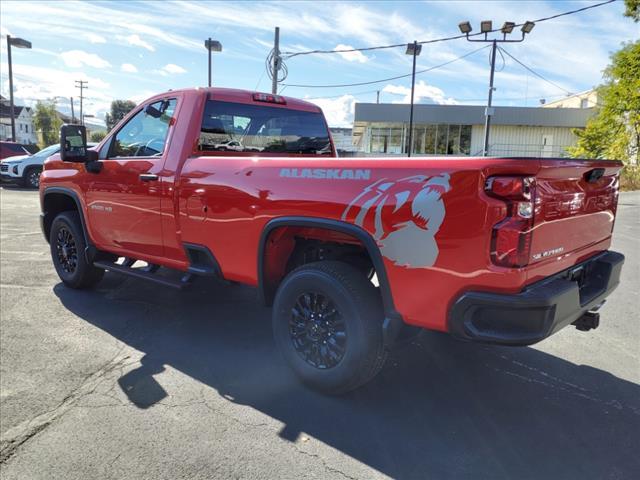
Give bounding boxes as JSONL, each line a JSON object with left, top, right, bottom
{"left": 435, "top": 124, "right": 448, "bottom": 154}
{"left": 25, "top": 125, "right": 29, "bottom": 133}
{"left": 580, "top": 98, "right": 589, "bottom": 108}
{"left": 460, "top": 125, "right": 472, "bottom": 154}
{"left": 369, "top": 123, "right": 472, "bottom": 155}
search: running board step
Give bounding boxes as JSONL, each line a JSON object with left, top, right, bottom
{"left": 94, "top": 261, "right": 192, "bottom": 290}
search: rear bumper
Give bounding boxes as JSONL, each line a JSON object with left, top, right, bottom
{"left": 448, "top": 251, "right": 624, "bottom": 346}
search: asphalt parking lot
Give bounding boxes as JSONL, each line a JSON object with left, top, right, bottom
{"left": 0, "top": 186, "right": 638, "bottom": 480}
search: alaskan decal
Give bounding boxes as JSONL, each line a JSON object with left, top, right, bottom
{"left": 342, "top": 173, "right": 451, "bottom": 268}
{"left": 280, "top": 168, "right": 371, "bottom": 180}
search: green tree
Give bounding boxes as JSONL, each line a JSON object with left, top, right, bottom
{"left": 90, "top": 131, "right": 106, "bottom": 143}
{"left": 625, "top": 0, "right": 639, "bottom": 21}
{"left": 569, "top": 41, "right": 640, "bottom": 164}
{"left": 33, "top": 100, "right": 63, "bottom": 147}
{"left": 105, "top": 100, "right": 136, "bottom": 131}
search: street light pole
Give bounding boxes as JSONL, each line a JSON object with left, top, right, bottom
{"left": 204, "top": 38, "right": 222, "bottom": 87}
{"left": 458, "top": 19, "right": 535, "bottom": 156}
{"left": 208, "top": 37, "right": 212, "bottom": 87}
{"left": 483, "top": 40, "right": 497, "bottom": 157}
{"left": 405, "top": 41, "right": 421, "bottom": 157}
{"left": 6, "top": 35, "right": 32, "bottom": 142}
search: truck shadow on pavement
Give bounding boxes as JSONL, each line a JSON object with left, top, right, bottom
{"left": 54, "top": 274, "right": 640, "bottom": 480}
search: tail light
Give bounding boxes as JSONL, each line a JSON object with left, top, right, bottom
{"left": 485, "top": 176, "right": 535, "bottom": 268}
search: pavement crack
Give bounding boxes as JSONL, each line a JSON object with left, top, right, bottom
{"left": 291, "top": 445, "right": 360, "bottom": 480}
{"left": 0, "top": 352, "right": 131, "bottom": 465}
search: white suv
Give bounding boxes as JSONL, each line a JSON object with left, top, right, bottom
{"left": 1, "top": 143, "right": 96, "bottom": 188}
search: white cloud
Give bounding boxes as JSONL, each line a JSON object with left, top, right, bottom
{"left": 307, "top": 95, "right": 356, "bottom": 127}
{"left": 123, "top": 34, "right": 154, "bottom": 52}
{"left": 0, "top": 62, "right": 112, "bottom": 121}
{"left": 85, "top": 33, "right": 106, "bottom": 44}
{"left": 334, "top": 44, "right": 369, "bottom": 63}
{"left": 383, "top": 80, "right": 457, "bottom": 105}
{"left": 154, "top": 63, "right": 187, "bottom": 76}
{"left": 121, "top": 63, "right": 138, "bottom": 73}
{"left": 59, "top": 50, "right": 111, "bottom": 69}
{"left": 163, "top": 63, "right": 186, "bottom": 74}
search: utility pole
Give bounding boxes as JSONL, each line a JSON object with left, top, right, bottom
{"left": 376, "top": 90, "right": 380, "bottom": 104}
{"left": 75, "top": 80, "right": 87, "bottom": 125}
{"left": 70, "top": 97, "right": 75, "bottom": 124}
{"left": 458, "top": 19, "right": 536, "bottom": 156}
{"left": 271, "top": 26, "right": 280, "bottom": 94}
{"left": 405, "top": 41, "right": 421, "bottom": 157}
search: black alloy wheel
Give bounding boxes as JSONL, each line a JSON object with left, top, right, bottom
{"left": 289, "top": 291, "right": 347, "bottom": 369}
{"left": 55, "top": 227, "right": 78, "bottom": 274}
{"left": 272, "top": 261, "right": 387, "bottom": 394}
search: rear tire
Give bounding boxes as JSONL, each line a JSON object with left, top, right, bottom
{"left": 50, "top": 211, "right": 104, "bottom": 289}
{"left": 272, "top": 261, "right": 387, "bottom": 394}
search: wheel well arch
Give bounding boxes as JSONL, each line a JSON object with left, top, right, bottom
{"left": 41, "top": 188, "right": 89, "bottom": 245}
{"left": 257, "top": 217, "right": 398, "bottom": 319}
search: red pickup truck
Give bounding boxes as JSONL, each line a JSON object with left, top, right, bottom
{"left": 40, "top": 88, "right": 624, "bottom": 394}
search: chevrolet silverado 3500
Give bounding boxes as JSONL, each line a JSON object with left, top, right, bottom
{"left": 40, "top": 88, "right": 624, "bottom": 393}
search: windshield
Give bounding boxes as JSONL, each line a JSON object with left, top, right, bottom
{"left": 34, "top": 144, "right": 60, "bottom": 158}
{"left": 198, "top": 100, "right": 331, "bottom": 155}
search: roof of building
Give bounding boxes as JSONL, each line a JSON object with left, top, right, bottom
{"left": 354, "top": 103, "right": 594, "bottom": 128}
{"left": 0, "top": 104, "right": 31, "bottom": 118}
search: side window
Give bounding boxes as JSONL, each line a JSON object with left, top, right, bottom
{"left": 109, "top": 99, "right": 176, "bottom": 158}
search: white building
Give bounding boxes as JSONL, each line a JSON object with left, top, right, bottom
{"left": 330, "top": 128, "right": 357, "bottom": 154}
{"left": 352, "top": 103, "right": 594, "bottom": 157}
{"left": 0, "top": 96, "right": 37, "bottom": 145}
{"left": 541, "top": 90, "right": 599, "bottom": 109}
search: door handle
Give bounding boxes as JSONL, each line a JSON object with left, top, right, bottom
{"left": 139, "top": 173, "right": 159, "bottom": 182}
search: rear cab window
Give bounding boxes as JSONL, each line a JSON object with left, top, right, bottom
{"left": 198, "top": 100, "right": 332, "bottom": 155}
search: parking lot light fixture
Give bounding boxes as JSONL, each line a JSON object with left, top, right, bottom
{"left": 521, "top": 21, "right": 536, "bottom": 34}
{"left": 458, "top": 19, "right": 535, "bottom": 155}
{"left": 501, "top": 22, "right": 515, "bottom": 34}
{"left": 458, "top": 21, "right": 472, "bottom": 35}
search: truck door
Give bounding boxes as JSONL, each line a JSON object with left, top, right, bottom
{"left": 85, "top": 98, "right": 177, "bottom": 259}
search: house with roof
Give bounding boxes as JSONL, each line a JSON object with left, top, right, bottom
{"left": 0, "top": 95, "right": 37, "bottom": 145}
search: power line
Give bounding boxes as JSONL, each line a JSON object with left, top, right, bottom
{"left": 281, "top": 0, "right": 615, "bottom": 58}
{"left": 498, "top": 46, "right": 573, "bottom": 95}
{"left": 282, "top": 45, "right": 488, "bottom": 88}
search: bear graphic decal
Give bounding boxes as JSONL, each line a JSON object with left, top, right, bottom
{"left": 341, "top": 173, "right": 451, "bottom": 268}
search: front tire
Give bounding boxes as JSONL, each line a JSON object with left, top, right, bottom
{"left": 50, "top": 211, "right": 104, "bottom": 289}
{"left": 23, "top": 166, "right": 42, "bottom": 189}
{"left": 272, "top": 261, "right": 387, "bottom": 394}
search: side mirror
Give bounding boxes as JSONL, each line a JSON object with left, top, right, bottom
{"left": 60, "top": 124, "right": 89, "bottom": 162}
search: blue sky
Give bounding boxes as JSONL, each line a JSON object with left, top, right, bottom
{"left": 0, "top": 0, "right": 638, "bottom": 126}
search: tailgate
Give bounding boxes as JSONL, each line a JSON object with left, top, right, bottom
{"left": 530, "top": 159, "right": 622, "bottom": 265}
